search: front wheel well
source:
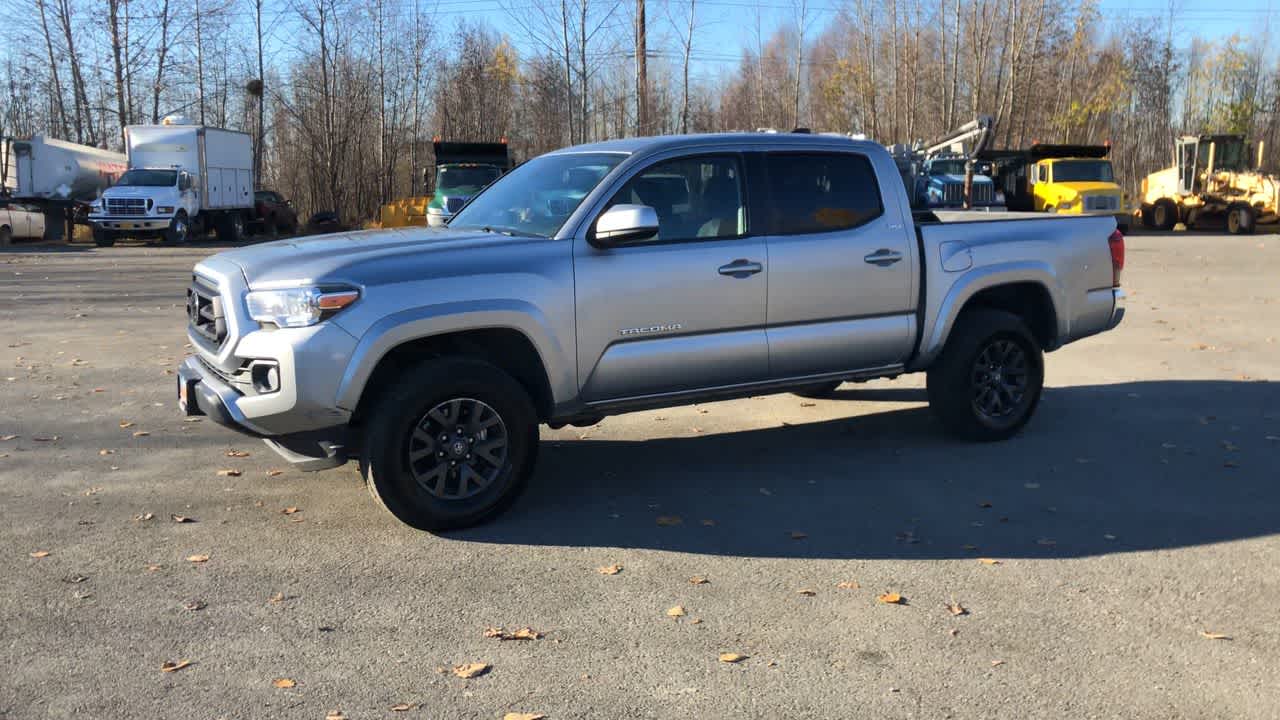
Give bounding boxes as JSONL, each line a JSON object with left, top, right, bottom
{"left": 351, "top": 328, "right": 554, "bottom": 426}
{"left": 957, "top": 282, "right": 1058, "bottom": 350}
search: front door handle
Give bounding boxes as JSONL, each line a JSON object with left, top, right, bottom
{"left": 863, "top": 249, "right": 904, "bottom": 267}
{"left": 718, "top": 259, "right": 764, "bottom": 277}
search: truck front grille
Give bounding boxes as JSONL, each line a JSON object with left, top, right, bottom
{"left": 106, "top": 198, "right": 147, "bottom": 216}
{"left": 972, "top": 183, "right": 994, "bottom": 204}
{"left": 942, "top": 183, "right": 963, "bottom": 205}
{"left": 445, "top": 196, "right": 469, "bottom": 213}
{"left": 1084, "top": 195, "right": 1119, "bottom": 211}
{"left": 187, "top": 276, "right": 226, "bottom": 346}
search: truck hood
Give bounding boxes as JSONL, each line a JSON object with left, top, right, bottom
{"left": 932, "top": 174, "right": 993, "bottom": 185}
{"left": 1051, "top": 181, "right": 1121, "bottom": 194}
{"left": 211, "top": 226, "right": 547, "bottom": 288}
{"left": 103, "top": 185, "right": 173, "bottom": 199}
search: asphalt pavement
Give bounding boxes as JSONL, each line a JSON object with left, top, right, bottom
{"left": 1, "top": 232, "right": 1278, "bottom": 719}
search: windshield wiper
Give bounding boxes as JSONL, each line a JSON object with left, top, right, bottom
{"left": 478, "top": 226, "right": 543, "bottom": 238}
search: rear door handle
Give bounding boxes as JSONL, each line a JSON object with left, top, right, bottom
{"left": 718, "top": 259, "right": 763, "bottom": 277}
{"left": 863, "top": 249, "right": 904, "bottom": 267}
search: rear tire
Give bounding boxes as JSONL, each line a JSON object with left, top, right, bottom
{"left": 92, "top": 227, "right": 116, "bottom": 247}
{"left": 1226, "top": 203, "right": 1255, "bottom": 235}
{"left": 218, "top": 212, "right": 245, "bottom": 243}
{"left": 793, "top": 380, "right": 843, "bottom": 399}
{"left": 1152, "top": 199, "right": 1177, "bottom": 231}
{"left": 1140, "top": 205, "right": 1155, "bottom": 229}
{"left": 360, "top": 358, "right": 539, "bottom": 531}
{"left": 0, "top": 226, "right": 11, "bottom": 247}
{"left": 926, "top": 309, "right": 1044, "bottom": 442}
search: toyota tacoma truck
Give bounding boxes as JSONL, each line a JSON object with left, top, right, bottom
{"left": 177, "top": 133, "right": 1126, "bottom": 531}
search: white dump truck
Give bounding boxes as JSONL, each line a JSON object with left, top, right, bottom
{"left": 89, "top": 117, "right": 254, "bottom": 247}
{"left": 1, "top": 135, "right": 127, "bottom": 242}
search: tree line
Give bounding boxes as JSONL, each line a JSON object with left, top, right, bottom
{"left": 3, "top": 0, "right": 1280, "bottom": 223}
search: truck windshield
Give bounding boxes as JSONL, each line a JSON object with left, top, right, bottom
{"left": 929, "top": 160, "right": 967, "bottom": 175}
{"left": 1052, "top": 160, "right": 1114, "bottom": 183}
{"left": 448, "top": 152, "right": 625, "bottom": 238}
{"left": 116, "top": 169, "right": 177, "bottom": 187}
{"left": 437, "top": 165, "right": 502, "bottom": 192}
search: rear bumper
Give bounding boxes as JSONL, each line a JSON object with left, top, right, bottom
{"left": 177, "top": 356, "right": 350, "bottom": 471}
{"left": 1107, "top": 288, "right": 1126, "bottom": 330}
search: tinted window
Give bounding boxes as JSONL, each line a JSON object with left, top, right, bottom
{"left": 607, "top": 155, "right": 745, "bottom": 242}
{"left": 765, "top": 153, "right": 882, "bottom": 234}
{"left": 1051, "top": 160, "right": 1114, "bottom": 183}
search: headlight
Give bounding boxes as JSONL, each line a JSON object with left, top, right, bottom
{"left": 426, "top": 206, "right": 445, "bottom": 216}
{"left": 245, "top": 287, "right": 359, "bottom": 328}
{"left": 156, "top": 206, "right": 174, "bottom": 214}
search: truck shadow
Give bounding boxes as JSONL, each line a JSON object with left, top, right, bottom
{"left": 455, "top": 380, "right": 1280, "bottom": 560}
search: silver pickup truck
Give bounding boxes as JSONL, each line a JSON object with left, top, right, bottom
{"left": 177, "top": 133, "right": 1125, "bottom": 530}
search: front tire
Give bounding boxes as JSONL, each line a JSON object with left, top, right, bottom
{"left": 218, "top": 212, "right": 245, "bottom": 243}
{"left": 360, "top": 358, "right": 539, "bottom": 531}
{"left": 0, "top": 225, "right": 12, "bottom": 247}
{"left": 92, "top": 227, "right": 116, "bottom": 247}
{"left": 1226, "top": 203, "right": 1255, "bottom": 235}
{"left": 927, "top": 309, "right": 1044, "bottom": 442}
{"left": 163, "top": 212, "right": 190, "bottom": 245}
{"left": 1152, "top": 199, "right": 1177, "bottom": 231}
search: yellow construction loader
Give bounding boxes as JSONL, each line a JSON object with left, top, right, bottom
{"left": 1140, "top": 134, "right": 1279, "bottom": 234}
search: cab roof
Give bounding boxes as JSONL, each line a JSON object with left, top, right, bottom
{"left": 548, "top": 132, "right": 880, "bottom": 157}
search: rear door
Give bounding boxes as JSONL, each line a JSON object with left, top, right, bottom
{"left": 574, "top": 152, "right": 769, "bottom": 402}
{"left": 760, "top": 150, "right": 916, "bottom": 378}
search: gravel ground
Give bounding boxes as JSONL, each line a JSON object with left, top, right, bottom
{"left": 1, "top": 232, "right": 1278, "bottom": 719}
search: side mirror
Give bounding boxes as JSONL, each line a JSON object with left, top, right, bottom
{"left": 592, "top": 204, "right": 659, "bottom": 247}
{"left": 179, "top": 172, "right": 192, "bottom": 191}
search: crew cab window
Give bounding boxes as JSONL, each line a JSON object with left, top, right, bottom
{"left": 764, "top": 153, "right": 882, "bottom": 234}
{"left": 607, "top": 155, "right": 745, "bottom": 242}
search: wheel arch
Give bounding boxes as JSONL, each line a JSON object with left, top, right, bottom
{"left": 338, "top": 305, "right": 567, "bottom": 425}
{"left": 915, "top": 264, "right": 1064, "bottom": 369}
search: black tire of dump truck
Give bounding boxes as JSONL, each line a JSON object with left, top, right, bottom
{"left": 92, "top": 227, "right": 116, "bottom": 248}
{"left": 1226, "top": 203, "right": 1256, "bottom": 235}
{"left": 218, "top": 213, "right": 245, "bottom": 243}
{"left": 1152, "top": 199, "right": 1178, "bottom": 231}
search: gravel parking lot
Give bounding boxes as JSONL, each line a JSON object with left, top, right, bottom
{"left": 2, "top": 232, "right": 1278, "bottom": 719}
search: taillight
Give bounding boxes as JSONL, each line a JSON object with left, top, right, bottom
{"left": 1108, "top": 228, "right": 1125, "bottom": 287}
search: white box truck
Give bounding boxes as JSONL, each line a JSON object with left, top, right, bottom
{"left": 89, "top": 117, "right": 254, "bottom": 247}
{"left": 1, "top": 135, "right": 127, "bottom": 242}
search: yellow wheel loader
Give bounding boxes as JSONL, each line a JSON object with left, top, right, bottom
{"left": 1139, "top": 134, "right": 1279, "bottom": 235}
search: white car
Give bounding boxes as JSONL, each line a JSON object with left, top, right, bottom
{"left": 0, "top": 199, "right": 46, "bottom": 245}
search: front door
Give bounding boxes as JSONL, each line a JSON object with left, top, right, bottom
{"left": 574, "top": 153, "right": 768, "bottom": 402}
{"left": 760, "top": 150, "right": 916, "bottom": 378}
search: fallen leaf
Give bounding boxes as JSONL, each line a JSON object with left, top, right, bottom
{"left": 689, "top": 575, "right": 709, "bottom": 585}
{"left": 979, "top": 558, "right": 1002, "bottom": 565}
{"left": 945, "top": 599, "right": 968, "bottom": 616}
{"left": 134, "top": 512, "right": 155, "bottom": 522}
{"left": 186, "top": 554, "right": 210, "bottom": 563}
{"left": 282, "top": 506, "right": 300, "bottom": 515}
{"left": 33, "top": 435, "right": 59, "bottom": 442}
{"left": 146, "top": 564, "right": 162, "bottom": 572}
{"left": 503, "top": 714, "right": 545, "bottom": 720}
{"left": 216, "top": 469, "right": 241, "bottom": 477}
{"left": 266, "top": 469, "right": 284, "bottom": 477}
{"left": 718, "top": 652, "right": 749, "bottom": 663}
{"left": 272, "top": 678, "right": 295, "bottom": 688}
{"left": 29, "top": 550, "right": 51, "bottom": 558}
{"left": 656, "top": 515, "right": 682, "bottom": 526}
{"left": 132, "top": 431, "right": 150, "bottom": 438}
{"left": 836, "top": 581, "right": 860, "bottom": 589}
{"left": 98, "top": 449, "right": 115, "bottom": 456}
{"left": 170, "top": 514, "right": 196, "bottom": 523}
{"left": 183, "top": 599, "right": 206, "bottom": 611}
{"left": 63, "top": 574, "right": 89, "bottom": 584}
{"left": 160, "top": 660, "right": 192, "bottom": 673}
{"left": 690, "top": 618, "right": 702, "bottom": 625}
{"left": 119, "top": 421, "right": 135, "bottom": 428}
{"left": 597, "top": 564, "right": 622, "bottom": 575}
{"left": 391, "top": 704, "right": 417, "bottom": 712}
{"left": 877, "top": 592, "right": 905, "bottom": 605}
{"left": 225, "top": 449, "right": 251, "bottom": 458}
{"left": 269, "top": 592, "right": 286, "bottom": 604}
{"left": 0, "top": 435, "right": 17, "bottom": 441}
{"left": 483, "top": 627, "right": 542, "bottom": 641}
{"left": 326, "top": 712, "right": 347, "bottom": 720}
{"left": 451, "top": 662, "right": 490, "bottom": 679}
{"left": 796, "top": 588, "right": 817, "bottom": 597}
{"left": 666, "top": 605, "right": 687, "bottom": 617}
{"left": 990, "top": 659, "right": 1005, "bottom": 667}
{"left": 1200, "top": 630, "right": 1232, "bottom": 640}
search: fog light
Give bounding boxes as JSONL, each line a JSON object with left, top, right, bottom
{"left": 250, "top": 361, "right": 280, "bottom": 393}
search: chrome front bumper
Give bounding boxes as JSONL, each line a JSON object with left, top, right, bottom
{"left": 92, "top": 216, "right": 172, "bottom": 231}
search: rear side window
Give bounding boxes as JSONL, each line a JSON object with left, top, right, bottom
{"left": 764, "top": 153, "right": 882, "bottom": 234}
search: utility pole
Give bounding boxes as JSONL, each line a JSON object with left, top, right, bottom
{"left": 635, "top": 0, "right": 647, "bottom": 136}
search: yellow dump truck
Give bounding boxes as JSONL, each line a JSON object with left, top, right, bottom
{"left": 1139, "top": 134, "right": 1278, "bottom": 234}
{"left": 982, "top": 144, "right": 1127, "bottom": 230}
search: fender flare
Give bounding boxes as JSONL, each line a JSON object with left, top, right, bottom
{"left": 333, "top": 298, "right": 572, "bottom": 412}
{"left": 915, "top": 261, "right": 1065, "bottom": 368}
